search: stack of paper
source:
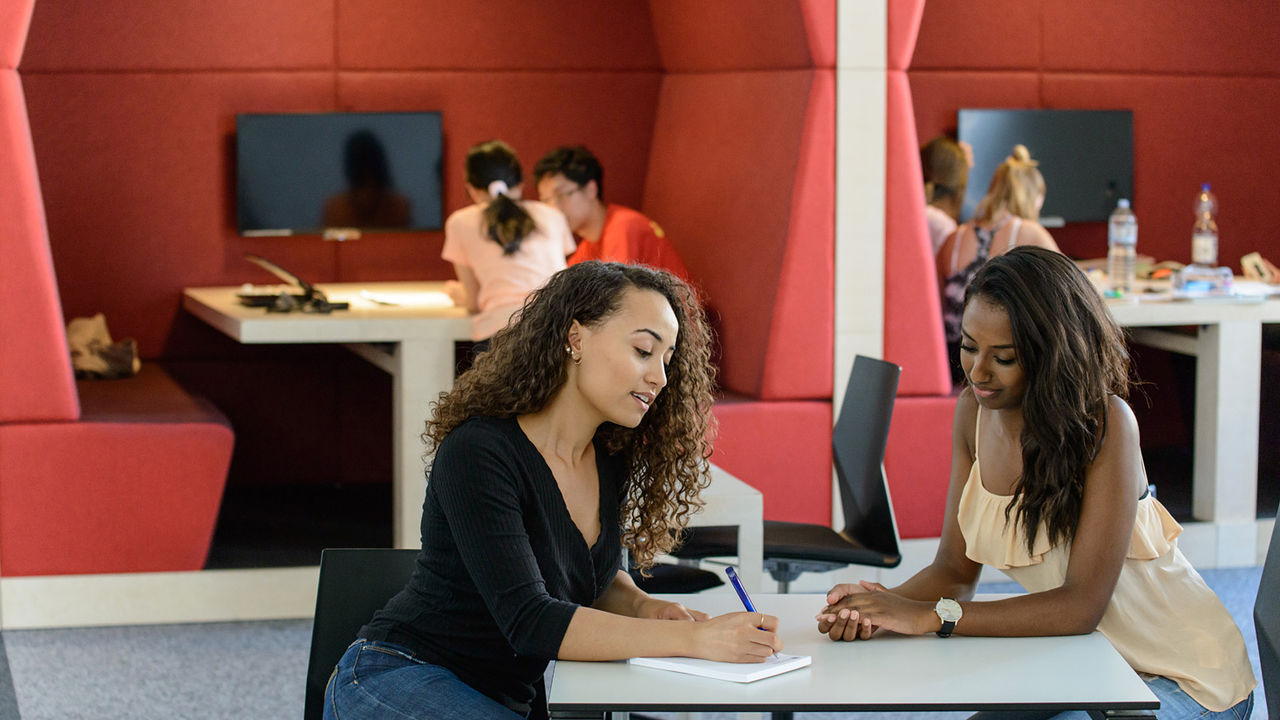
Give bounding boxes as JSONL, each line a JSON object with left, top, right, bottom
{"left": 628, "top": 653, "right": 811, "bottom": 683}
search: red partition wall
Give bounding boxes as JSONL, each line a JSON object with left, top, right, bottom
{"left": 20, "top": 1, "right": 663, "bottom": 490}
{"left": 646, "top": 0, "right": 836, "bottom": 523}
{"left": 910, "top": 0, "right": 1280, "bottom": 265}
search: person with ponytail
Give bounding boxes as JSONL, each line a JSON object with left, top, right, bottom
{"left": 937, "top": 144, "right": 1061, "bottom": 385}
{"left": 817, "top": 247, "right": 1256, "bottom": 720}
{"left": 442, "top": 140, "right": 576, "bottom": 344}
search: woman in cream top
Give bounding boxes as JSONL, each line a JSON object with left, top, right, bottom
{"left": 817, "top": 247, "right": 1255, "bottom": 720}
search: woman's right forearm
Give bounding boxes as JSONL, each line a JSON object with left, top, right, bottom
{"left": 890, "top": 562, "right": 979, "bottom": 603}
{"left": 556, "top": 606, "right": 692, "bottom": 661}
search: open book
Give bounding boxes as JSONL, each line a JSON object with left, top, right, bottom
{"left": 628, "top": 652, "right": 811, "bottom": 683}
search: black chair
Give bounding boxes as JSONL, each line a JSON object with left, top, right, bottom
{"left": 304, "top": 548, "right": 419, "bottom": 720}
{"left": 1256, "top": 510, "right": 1280, "bottom": 720}
{"left": 671, "top": 355, "right": 903, "bottom": 591}
{"left": 628, "top": 560, "right": 724, "bottom": 593}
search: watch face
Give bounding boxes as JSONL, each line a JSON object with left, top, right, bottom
{"left": 936, "top": 598, "right": 962, "bottom": 622}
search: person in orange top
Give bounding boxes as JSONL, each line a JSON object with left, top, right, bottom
{"left": 534, "top": 145, "right": 689, "bottom": 279}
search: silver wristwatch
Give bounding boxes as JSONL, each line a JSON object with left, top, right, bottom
{"left": 934, "top": 598, "right": 962, "bottom": 638}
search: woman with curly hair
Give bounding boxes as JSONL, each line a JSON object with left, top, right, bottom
{"left": 817, "top": 247, "right": 1255, "bottom": 720}
{"left": 325, "top": 262, "right": 782, "bottom": 720}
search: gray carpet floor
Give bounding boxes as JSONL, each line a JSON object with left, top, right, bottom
{"left": 0, "top": 567, "right": 1268, "bottom": 720}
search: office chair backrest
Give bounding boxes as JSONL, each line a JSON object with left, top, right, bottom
{"left": 1256, "top": 513, "right": 1280, "bottom": 720}
{"left": 304, "top": 548, "right": 420, "bottom": 720}
{"left": 832, "top": 355, "right": 902, "bottom": 565}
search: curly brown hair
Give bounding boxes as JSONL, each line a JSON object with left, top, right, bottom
{"left": 423, "top": 261, "right": 718, "bottom": 570}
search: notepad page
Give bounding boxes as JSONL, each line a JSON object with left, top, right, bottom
{"left": 627, "top": 653, "right": 811, "bottom": 683}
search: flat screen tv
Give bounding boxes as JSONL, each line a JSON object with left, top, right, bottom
{"left": 957, "top": 109, "right": 1133, "bottom": 225}
{"left": 236, "top": 111, "right": 443, "bottom": 237}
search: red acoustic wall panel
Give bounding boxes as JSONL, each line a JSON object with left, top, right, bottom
{"left": 336, "top": 0, "right": 659, "bottom": 71}
{"left": 649, "top": 0, "right": 832, "bottom": 71}
{"left": 1042, "top": 0, "right": 1280, "bottom": 75}
{"left": 0, "top": 0, "right": 77, "bottom": 425}
{"left": 911, "top": 0, "right": 1043, "bottom": 71}
{"left": 760, "top": 69, "right": 834, "bottom": 401}
{"left": 22, "top": 0, "right": 334, "bottom": 71}
{"left": 23, "top": 72, "right": 336, "bottom": 357}
{"left": 907, "top": 71, "right": 1041, "bottom": 148}
{"left": 643, "top": 71, "right": 813, "bottom": 398}
{"left": 884, "top": 72, "right": 949, "bottom": 398}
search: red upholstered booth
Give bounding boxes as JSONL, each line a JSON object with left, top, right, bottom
{"left": 0, "top": 0, "right": 233, "bottom": 576}
{"left": 644, "top": 0, "right": 836, "bottom": 524}
{"left": 882, "top": 0, "right": 956, "bottom": 539}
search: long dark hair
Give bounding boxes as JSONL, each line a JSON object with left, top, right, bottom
{"left": 963, "top": 247, "right": 1130, "bottom": 553}
{"left": 424, "top": 261, "right": 718, "bottom": 569}
{"left": 464, "top": 140, "right": 535, "bottom": 255}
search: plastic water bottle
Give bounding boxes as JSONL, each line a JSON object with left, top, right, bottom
{"left": 1191, "top": 183, "right": 1218, "bottom": 266}
{"left": 1107, "top": 199, "right": 1138, "bottom": 294}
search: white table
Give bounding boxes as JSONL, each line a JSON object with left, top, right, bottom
{"left": 183, "top": 283, "right": 765, "bottom": 589}
{"left": 548, "top": 593, "right": 1157, "bottom": 717}
{"left": 1104, "top": 290, "right": 1280, "bottom": 566}
{"left": 184, "top": 281, "right": 472, "bottom": 549}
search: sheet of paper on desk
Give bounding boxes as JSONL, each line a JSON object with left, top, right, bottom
{"left": 628, "top": 652, "right": 811, "bottom": 683}
{"left": 358, "top": 290, "right": 453, "bottom": 308}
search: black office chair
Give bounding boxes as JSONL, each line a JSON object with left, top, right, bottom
{"left": 1255, "top": 508, "right": 1280, "bottom": 720}
{"left": 628, "top": 560, "right": 725, "bottom": 593}
{"left": 304, "top": 548, "right": 420, "bottom": 720}
{"left": 671, "top": 355, "right": 903, "bottom": 591}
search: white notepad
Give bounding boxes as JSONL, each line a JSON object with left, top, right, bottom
{"left": 628, "top": 652, "right": 811, "bottom": 683}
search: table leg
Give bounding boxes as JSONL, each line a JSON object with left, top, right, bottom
{"left": 391, "top": 339, "right": 457, "bottom": 550}
{"left": 1193, "top": 320, "right": 1261, "bottom": 566}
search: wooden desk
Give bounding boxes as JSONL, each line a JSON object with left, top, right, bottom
{"left": 1104, "top": 290, "right": 1280, "bottom": 566}
{"left": 548, "top": 593, "right": 1158, "bottom": 717}
{"left": 184, "top": 281, "right": 471, "bottom": 549}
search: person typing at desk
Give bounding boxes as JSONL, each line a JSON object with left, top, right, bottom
{"left": 325, "top": 262, "right": 781, "bottom": 720}
{"left": 817, "top": 248, "right": 1255, "bottom": 720}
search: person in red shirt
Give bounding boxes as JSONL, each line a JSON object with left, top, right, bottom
{"left": 533, "top": 146, "right": 689, "bottom": 279}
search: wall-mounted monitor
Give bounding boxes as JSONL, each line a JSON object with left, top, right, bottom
{"left": 957, "top": 109, "right": 1133, "bottom": 226}
{"left": 236, "top": 111, "right": 443, "bottom": 237}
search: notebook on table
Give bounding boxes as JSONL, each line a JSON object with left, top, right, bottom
{"left": 628, "top": 652, "right": 811, "bottom": 683}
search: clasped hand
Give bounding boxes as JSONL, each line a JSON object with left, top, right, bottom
{"left": 815, "top": 580, "right": 935, "bottom": 641}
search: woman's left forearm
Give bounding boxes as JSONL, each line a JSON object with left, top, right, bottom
{"left": 593, "top": 570, "right": 656, "bottom": 618}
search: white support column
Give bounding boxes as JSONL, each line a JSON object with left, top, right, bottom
{"left": 834, "top": 0, "right": 887, "bottom": 527}
{"left": 392, "top": 339, "right": 457, "bottom": 549}
{"left": 1193, "top": 320, "right": 1261, "bottom": 566}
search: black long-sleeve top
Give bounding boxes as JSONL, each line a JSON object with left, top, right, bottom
{"left": 360, "top": 416, "right": 625, "bottom": 714}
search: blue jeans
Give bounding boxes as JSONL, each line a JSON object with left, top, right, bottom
{"left": 966, "top": 675, "right": 1254, "bottom": 720}
{"left": 323, "top": 640, "right": 526, "bottom": 720}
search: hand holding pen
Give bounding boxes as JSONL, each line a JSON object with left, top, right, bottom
{"left": 725, "top": 566, "right": 780, "bottom": 658}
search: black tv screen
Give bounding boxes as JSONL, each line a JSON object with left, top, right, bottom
{"left": 236, "top": 112, "right": 443, "bottom": 236}
{"left": 957, "top": 109, "right": 1133, "bottom": 225}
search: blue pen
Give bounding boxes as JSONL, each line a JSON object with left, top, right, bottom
{"left": 725, "top": 567, "right": 777, "bottom": 657}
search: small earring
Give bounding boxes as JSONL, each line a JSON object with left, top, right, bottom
{"left": 565, "top": 344, "right": 581, "bottom": 365}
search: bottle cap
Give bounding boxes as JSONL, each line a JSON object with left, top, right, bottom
{"left": 1201, "top": 183, "right": 1211, "bottom": 191}
{"left": 1117, "top": 199, "right": 1130, "bottom": 208}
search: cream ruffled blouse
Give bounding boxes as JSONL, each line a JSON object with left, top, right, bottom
{"left": 956, "top": 411, "right": 1256, "bottom": 712}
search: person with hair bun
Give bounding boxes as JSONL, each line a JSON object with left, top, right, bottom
{"left": 442, "top": 140, "right": 576, "bottom": 344}
{"left": 920, "top": 134, "right": 972, "bottom": 255}
{"left": 325, "top": 262, "right": 783, "bottom": 720}
{"left": 937, "top": 144, "right": 1061, "bottom": 385}
{"left": 817, "top": 247, "right": 1256, "bottom": 720}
